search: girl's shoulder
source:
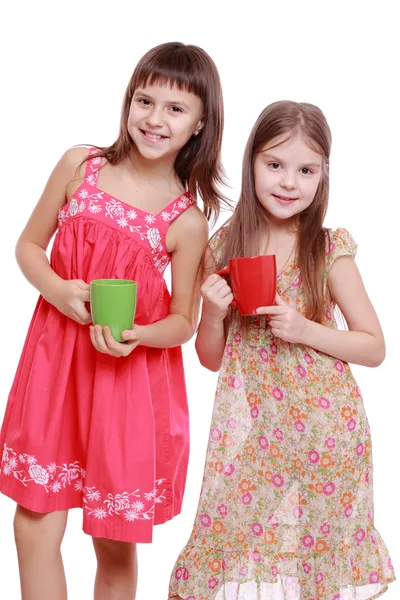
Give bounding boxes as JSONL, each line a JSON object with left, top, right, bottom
{"left": 208, "top": 223, "right": 230, "bottom": 262}
{"left": 325, "top": 227, "right": 358, "bottom": 270}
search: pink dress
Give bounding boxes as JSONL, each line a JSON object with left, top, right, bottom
{"left": 0, "top": 148, "right": 195, "bottom": 543}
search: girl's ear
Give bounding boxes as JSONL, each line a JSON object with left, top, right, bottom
{"left": 193, "top": 120, "right": 204, "bottom": 137}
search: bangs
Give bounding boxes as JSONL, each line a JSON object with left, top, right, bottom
{"left": 132, "top": 52, "right": 206, "bottom": 99}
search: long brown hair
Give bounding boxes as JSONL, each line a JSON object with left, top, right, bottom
{"left": 218, "top": 101, "right": 332, "bottom": 323}
{"left": 84, "top": 42, "right": 229, "bottom": 223}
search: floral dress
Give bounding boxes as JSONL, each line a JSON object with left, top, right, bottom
{"left": 0, "top": 148, "right": 194, "bottom": 543}
{"left": 169, "top": 227, "right": 395, "bottom": 600}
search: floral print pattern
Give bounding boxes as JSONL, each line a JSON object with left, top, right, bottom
{"left": 169, "top": 228, "right": 395, "bottom": 600}
{"left": 57, "top": 148, "right": 195, "bottom": 274}
{"left": 1, "top": 444, "right": 167, "bottom": 523}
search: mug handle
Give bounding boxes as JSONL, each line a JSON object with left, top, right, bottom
{"left": 216, "top": 267, "right": 238, "bottom": 307}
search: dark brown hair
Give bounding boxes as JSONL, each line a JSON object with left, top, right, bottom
{"left": 85, "top": 42, "right": 228, "bottom": 223}
{"left": 218, "top": 101, "right": 332, "bottom": 323}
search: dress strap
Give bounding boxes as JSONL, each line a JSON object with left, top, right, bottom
{"left": 157, "top": 193, "right": 196, "bottom": 224}
{"left": 84, "top": 147, "right": 104, "bottom": 187}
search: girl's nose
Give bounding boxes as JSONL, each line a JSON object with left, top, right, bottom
{"left": 146, "top": 108, "right": 164, "bottom": 128}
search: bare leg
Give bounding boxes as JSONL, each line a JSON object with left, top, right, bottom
{"left": 93, "top": 538, "right": 138, "bottom": 600}
{"left": 14, "top": 505, "right": 68, "bottom": 600}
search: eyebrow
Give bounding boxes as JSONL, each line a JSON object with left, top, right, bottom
{"left": 262, "top": 152, "right": 321, "bottom": 168}
{"left": 134, "top": 90, "right": 190, "bottom": 110}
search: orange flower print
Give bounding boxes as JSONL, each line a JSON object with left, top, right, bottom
{"left": 209, "top": 558, "right": 222, "bottom": 573}
{"left": 269, "top": 444, "right": 282, "bottom": 459}
{"left": 320, "top": 454, "right": 334, "bottom": 468}
{"left": 315, "top": 539, "right": 329, "bottom": 553}
{"left": 215, "top": 461, "right": 224, "bottom": 473}
{"left": 239, "top": 479, "right": 256, "bottom": 493}
{"left": 247, "top": 392, "right": 261, "bottom": 407}
{"left": 236, "top": 530, "right": 246, "bottom": 544}
{"left": 265, "top": 471, "right": 273, "bottom": 483}
{"left": 264, "top": 530, "right": 276, "bottom": 545}
{"left": 341, "top": 406, "right": 355, "bottom": 419}
{"left": 340, "top": 491, "right": 355, "bottom": 507}
{"left": 293, "top": 458, "right": 304, "bottom": 470}
{"left": 212, "top": 520, "right": 226, "bottom": 535}
{"left": 289, "top": 406, "right": 302, "bottom": 420}
{"left": 315, "top": 483, "right": 324, "bottom": 494}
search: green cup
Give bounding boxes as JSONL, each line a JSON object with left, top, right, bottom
{"left": 90, "top": 279, "right": 137, "bottom": 342}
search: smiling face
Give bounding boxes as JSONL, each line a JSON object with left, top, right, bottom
{"left": 253, "top": 133, "right": 324, "bottom": 225}
{"left": 127, "top": 82, "right": 203, "bottom": 162}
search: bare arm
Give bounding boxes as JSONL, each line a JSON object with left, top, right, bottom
{"left": 195, "top": 248, "right": 233, "bottom": 372}
{"left": 300, "top": 256, "right": 385, "bottom": 367}
{"left": 16, "top": 146, "right": 92, "bottom": 324}
{"left": 259, "top": 255, "right": 385, "bottom": 368}
{"left": 138, "top": 207, "right": 209, "bottom": 348}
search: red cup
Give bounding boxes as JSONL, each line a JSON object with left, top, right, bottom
{"left": 217, "top": 255, "right": 277, "bottom": 316}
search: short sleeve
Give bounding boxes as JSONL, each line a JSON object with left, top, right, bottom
{"left": 208, "top": 226, "right": 229, "bottom": 265}
{"left": 326, "top": 227, "right": 357, "bottom": 271}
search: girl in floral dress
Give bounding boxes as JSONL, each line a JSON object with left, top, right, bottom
{"left": 169, "top": 101, "right": 395, "bottom": 600}
{"left": 0, "top": 42, "right": 228, "bottom": 600}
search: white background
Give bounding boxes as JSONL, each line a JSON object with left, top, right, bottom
{"left": 0, "top": 1, "right": 399, "bottom": 598}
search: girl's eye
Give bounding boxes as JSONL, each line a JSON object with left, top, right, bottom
{"left": 138, "top": 98, "right": 151, "bottom": 106}
{"left": 301, "top": 167, "right": 313, "bottom": 175}
{"left": 269, "top": 162, "right": 281, "bottom": 169}
{"left": 170, "top": 106, "right": 183, "bottom": 113}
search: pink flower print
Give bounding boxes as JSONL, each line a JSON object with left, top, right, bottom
{"left": 223, "top": 463, "right": 235, "bottom": 476}
{"left": 356, "top": 386, "right": 361, "bottom": 397}
{"left": 388, "top": 557, "right": 393, "bottom": 570}
{"left": 333, "top": 595, "right": 341, "bottom": 600}
{"left": 208, "top": 577, "right": 219, "bottom": 590}
{"left": 258, "top": 435, "right": 269, "bottom": 450}
{"left": 270, "top": 343, "right": 278, "bottom": 355}
{"left": 182, "top": 568, "right": 189, "bottom": 581}
{"left": 369, "top": 571, "right": 380, "bottom": 584}
{"left": 365, "top": 470, "right": 369, "bottom": 483}
{"left": 273, "top": 428, "right": 283, "bottom": 441}
{"left": 356, "top": 442, "right": 364, "bottom": 456}
{"left": 304, "top": 353, "right": 314, "bottom": 365}
{"left": 268, "top": 514, "right": 279, "bottom": 527}
{"left": 325, "top": 308, "right": 332, "bottom": 321}
{"left": 240, "top": 566, "right": 249, "bottom": 577}
{"left": 325, "top": 437, "right": 336, "bottom": 450}
{"left": 200, "top": 513, "right": 212, "bottom": 528}
{"left": 272, "top": 474, "right": 285, "bottom": 488}
{"left": 328, "top": 241, "right": 336, "bottom": 255}
{"left": 316, "top": 571, "right": 324, "bottom": 584}
{"left": 225, "top": 343, "right": 233, "bottom": 357}
{"left": 233, "top": 332, "right": 242, "bottom": 344}
{"left": 323, "top": 482, "right": 336, "bottom": 496}
{"left": 295, "top": 420, "right": 306, "bottom": 433}
{"left": 293, "top": 506, "right": 303, "bottom": 519}
{"left": 218, "top": 504, "right": 228, "bottom": 517}
{"left": 242, "top": 492, "right": 253, "bottom": 505}
{"left": 272, "top": 387, "right": 284, "bottom": 401}
{"left": 320, "top": 522, "right": 331, "bottom": 535}
{"left": 251, "top": 522, "right": 264, "bottom": 536}
{"left": 210, "top": 428, "right": 222, "bottom": 442}
{"left": 175, "top": 567, "right": 184, "bottom": 580}
{"left": 259, "top": 348, "right": 269, "bottom": 362}
{"left": 355, "top": 528, "right": 366, "bottom": 544}
{"left": 292, "top": 275, "right": 301, "bottom": 288}
{"left": 231, "top": 376, "right": 243, "bottom": 390}
{"left": 271, "top": 565, "right": 279, "bottom": 577}
{"left": 308, "top": 450, "right": 320, "bottom": 464}
{"left": 302, "top": 535, "right": 314, "bottom": 548}
{"left": 319, "top": 396, "right": 331, "bottom": 409}
{"left": 344, "top": 504, "right": 353, "bottom": 518}
{"left": 251, "top": 551, "right": 262, "bottom": 562}
{"left": 227, "top": 417, "right": 238, "bottom": 430}
{"left": 334, "top": 360, "right": 344, "bottom": 373}
{"left": 303, "top": 562, "right": 312, "bottom": 574}
{"left": 251, "top": 406, "right": 259, "bottom": 419}
{"left": 347, "top": 418, "right": 356, "bottom": 432}
{"left": 296, "top": 365, "right": 307, "bottom": 378}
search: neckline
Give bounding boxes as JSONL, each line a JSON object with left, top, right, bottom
{"left": 80, "top": 180, "right": 194, "bottom": 218}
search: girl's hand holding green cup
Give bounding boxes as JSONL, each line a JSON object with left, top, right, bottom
{"left": 89, "top": 279, "right": 139, "bottom": 357}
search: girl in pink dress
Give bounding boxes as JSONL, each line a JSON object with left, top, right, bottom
{"left": 0, "top": 41, "right": 227, "bottom": 600}
{"left": 169, "top": 101, "right": 395, "bottom": 599}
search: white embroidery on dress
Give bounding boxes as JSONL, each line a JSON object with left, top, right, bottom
{"left": 1, "top": 444, "right": 167, "bottom": 522}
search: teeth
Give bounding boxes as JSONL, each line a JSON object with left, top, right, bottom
{"left": 145, "top": 132, "right": 163, "bottom": 140}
